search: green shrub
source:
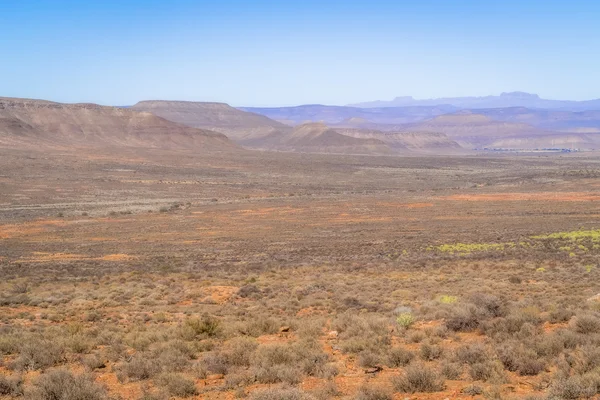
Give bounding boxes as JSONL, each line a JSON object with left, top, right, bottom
{"left": 396, "top": 313, "right": 415, "bottom": 329}
{"left": 180, "top": 315, "right": 221, "bottom": 340}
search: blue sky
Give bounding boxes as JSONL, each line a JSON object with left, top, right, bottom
{"left": 1, "top": 0, "right": 599, "bottom": 106}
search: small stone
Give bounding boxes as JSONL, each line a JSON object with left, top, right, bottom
{"left": 279, "top": 326, "right": 291, "bottom": 333}
{"left": 327, "top": 330, "right": 338, "bottom": 339}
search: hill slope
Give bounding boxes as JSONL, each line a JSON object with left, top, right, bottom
{"left": 253, "top": 123, "right": 394, "bottom": 155}
{"left": 334, "top": 128, "right": 463, "bottom": 153}
{"left": 0, "top": 97, "right": 237, "bottom": 152}
{"left": 240, "top": 104, "right": 457, "bottom": 126}
{"left": 132, "top": 101, "right": 290, "bottom": 143}
{"left": 401, "top": 112, "right": 595, "bottom": 149}
{"left": 473, "top": 107, "right": 600, "bottom": 133}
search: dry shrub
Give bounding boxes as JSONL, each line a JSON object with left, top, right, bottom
{"left": 497, "top": 341, "right": 546, "bottom": 376}
{"left": 180, "top": 315, "right": 221, "bottom": 340}
{"left": 453, "top": 343, "right": 488, "bottom": 365}
{"left": 445, "top": 304, "right": 481, "bottom": 332}
{"left": 392, "top": 363, "right": 445, "bottom": 393}
{"left": 440, "top": 362, "right": 463, "bottom": 380}
{"left": 28, "top": 369, "right": 107, "bottom": 400}
{"left": 549, "top": 373, "right": 600, "bottom": 399}
{"left": 0, "top": 374, "right": 23, "bottom": 396}
{"left": 387, "top": 347, "right": 415, "bottom": 367}
{"left": 156, "top": 373, "right": 197, "bottom": 398}
{"left": 225, "top": 337, "right": 258, "bottom": 367}
{"left": 248, "top": 385, "right": 315, "bottom": 400}
{"left": 353, "top": 385, "right": 392, "bottom": 400}
{"left": 572, "top": 314, "right": 600, "bottom": 334}
{"left": 12, "top": 337, "right": 65, "bottom": 371}
{"left": 116, "top": 354, "right": 160, "bottom": 382}
{"left": 358, "top": 350, "right": 381, "bottom": 368}
{"left": 419, "top": 342, "right": 443, "bottom": 361}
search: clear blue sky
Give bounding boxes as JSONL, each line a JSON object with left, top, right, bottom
{"left": 1, "top": 0, "right": 599, "bottom": 106}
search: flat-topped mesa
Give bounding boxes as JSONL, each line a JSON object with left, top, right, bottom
{"left": 0, "top": 97, "right": 105, "bottom": 110}
{"left": 0, "top": 96, "right": 238, "bottom": 152}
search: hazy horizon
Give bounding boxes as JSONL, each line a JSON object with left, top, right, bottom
{"left": 2, "top": 0, "right": 600, "bottom": 106}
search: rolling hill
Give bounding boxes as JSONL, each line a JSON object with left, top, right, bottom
{"left": 240, "top": 104, "right": 457, "bottom": 126}
{"left": 333, "top": 128, "right": 463, "bottom": 153}
{"left": 473, "top": 107, "right": 600, "bottom": 133}
{"left": 131, "top": 100, "right": 290, "bottom": 144}
{"left": 402, "top": 112, "right": 597, "bottom": 150}
{"left": 251, "top": 122, "right": 394, "bottom": 155}
{"left": 0, "top": 97, "right": 237, "bottom": 152}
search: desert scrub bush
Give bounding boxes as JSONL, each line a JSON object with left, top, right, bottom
{"left": 250, "top": 340, "right": 328, "bottom": 384}
{"left": 149, "top": 340, "right": 195, "bottom": 373}
{"left": 406, "top": 330, "right": 426, "bottom": 343}
{"left": 180, "top": 314, "right": 221, "bottom": 340}
{"left": 445, "top": 304, "right": 481, "bottom": 332}
{"left": 238, "top": 284, "right": 260, "bottom": 299}
{"left": 419, "top": 342, "right": 443, "bottom": 361}
{"left": 296, "top": 318, "right": 326, "bottom": 339}
{"left": 0, "top": 334, "right": 20, "bottom": 355}
{"left": 28, "top": 369, "right": 107, "bottom": 400}
{"left": 572, "top": 313, "right": 600, "bottom": 334}
{"left": 156, "top": 373, "right": 197, "bottom": 398}
{"left": 468, "top": 361, "right": 505, "bottom": 382}
{"left": 440, "top": 361, "right": 463, "bottom": 380}
{"left": 358, "top": 350, "right": 382, "bottom": 368}
{"left": 333, "top": 313, "right": 391, "bottom": 354}
{"left": 496, "top": 342, "right": 546, "bottom": 376}
{"left": 462, "top": 384, "right": 483, "bottom": 396}
{"left": 233, "top": 316, "right": 279, "bottom": 337}
{"left": 225, "top": 337, "right": 258, "bottom": 367}
{"left": 12, "top": 337, "right": 65, "bottom": 371}
{"left": 391, "top": 363, "right": 445, "bottom": 393}
{"left": 353, "top": 385, "right": 392, "bottom": 400}
{"left": 82, "top": 355, "right": 106, "bottom": 371}
{"left": 468, "top": 292, "right": 506, "bottom": 318}
{"left": 65, "top": 334, "right": 95, "bottom": 354}
{"left": 311, "top": 381, "right": 340, "bottom": 400}
{"left": 248, "top": 385, "right": 315, "bottom": 400}
{"left": 549, "top": 308, "right": 575, "bottom": 323}
{"left": 387, "top": 347, "right": 415, "bottom": 367}
{"left": 453, "top": 343, "right": 488, "bottom": 365}
{"left": 115, "top": 354, "right": 161, "bottom": 382}
{"left": 549, "top": 373, "right": 600, "bottom": 399}
{"left": 199, "top": 351, "right": 229, "bottom": 375}
{"left": 0, "top": 374, "right": 24, "bottom": 396}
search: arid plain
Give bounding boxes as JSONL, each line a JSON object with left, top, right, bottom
{"left": 3, "top": 143, "right": 600, "bottom": 399}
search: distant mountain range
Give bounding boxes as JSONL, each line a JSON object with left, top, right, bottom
{"left": 4, "top": 95, "right": 600, "bottom": 154}
{"left": 349, "top": 92, "right": 600, "bottom": 111}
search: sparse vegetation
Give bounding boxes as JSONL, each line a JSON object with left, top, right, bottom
{"left": 3, "top": 147, "right": 600, "bottom": 399}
